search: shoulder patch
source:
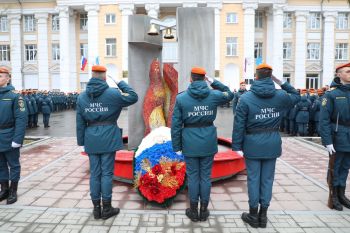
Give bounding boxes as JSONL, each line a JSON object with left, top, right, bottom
{"left": 121, "top": 92, "right": 130, "bottom": 97}
{"left": 223, "top": 92, "right": 229, "bottom": 97}
{"left": 322, "top": 98, "right": 327, "bottom": 107}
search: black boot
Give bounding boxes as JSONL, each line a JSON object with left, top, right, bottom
{"left": 332, "top": 186, "right": 343, "bottom": 211}
{"left": 199, "top": 201, "right": 209, "bottom": 221}
{"left": 92, "top": 200, "right": 102, "bottom": 219}
{"left": 101, "top": 200, "right": 120, "bottom": 220}
{"left": 0, "top": 181, "right": 9, "bottom": 202}
{"left": 338, "top": 186, "right": 350, "bottom": 209}
{"left": 241, "top": 207, "right": 259, "bottom": 228}
{"left": 186, "top": 202, "right": 199, "bottom": 222}
{"left": 258, "top": 206, "right": 268, "bottom": 228}
{"left": 7, "top": 181, "right": 18, "bottom": 204}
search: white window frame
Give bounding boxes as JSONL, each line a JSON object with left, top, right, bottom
{"left": 307, "top": 43, "right": 320, "bottom": 60}
{"left": 25, "top": 44, "right": 37, "bottom": 61}
{"left": 336, "top": 13, "right": 349, "bottom": 29}
{"left": 80, "top": 13, "right": 88, "bottom": 31}
{"left": 335, "top": 43, "right": 348, "bottom": 60}
{"left": 0, "top": 16, "right": 8, "bottom": 32}
{"left": 52, "top": 44, "right": 60, "bottom": 61}
{"left": 283, "top": 12, "right": 292, "bottom": 29}
{"left": 24, "top": 15, "right": 36, "bottom": 32}
{"left": 308, "top": 12, "right": 321, "bottom": 30}
{"left": 254, "top": 42, "right": 263, "bottom": 59}
{"left": 283, "top": 42, "right": 292, "bottom": 60}
{"left": 105, "top": 38, "right": 116, "bottom": 57}
{"left": 105, "top": 14, "right": 116, "bottom": 24}
{"left": 283, "top": 73, "right": 291, "bottom": 84}
{"left": 226, "top": 37, "right": 238, "bottom": 56}
{"left": 80, "top": 43, "right": 88, "bottom": 57}
{"left": 226, "top": 13, "right": 238, "bottom": 24}
{"left": 306, "top": 74, "right": 319, "bottom": 89}
{"left": 0, "top": 45, "right": 10, "bottom": 61}
{"left": 255, "top": 11, "right": 263, "bottom": 29}
{"left": 52, "top": 14, "right": 60, "bottom": 31}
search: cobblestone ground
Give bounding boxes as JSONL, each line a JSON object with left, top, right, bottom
{"left": 1, "top": 109, "right": 350, "bottom": 232}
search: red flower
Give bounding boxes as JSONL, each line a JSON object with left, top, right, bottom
{"left": 152, "top": 164, "right": 164, "bottom": 176}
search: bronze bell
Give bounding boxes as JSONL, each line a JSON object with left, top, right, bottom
{"left": 164, "top": 28, "right": 174, "bottom": 39}
{"left": 148, "top": 24, "right": 159, "bottom": 36}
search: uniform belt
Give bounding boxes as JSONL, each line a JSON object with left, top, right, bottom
{"left": 184, "top": 122, "right": 213, "bottom": 128}
{"left": 0, "top": 122, "right": 14, "bottom": 129}
{"left": 87, "top": 121, "right": 116, "bottom": 127}
{"left": 300, "top": 107, "right": 308, "bottom": 111}
{"left": 332, "top": 120, "right": 350, "bottom": 127}
{"left": 246, "top": 128, "right": 279, "bottom": 135}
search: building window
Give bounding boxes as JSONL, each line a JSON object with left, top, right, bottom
{"left": 254, "top": 42, "right": 263, "bottom": 59}
{"left": 226, "top": 13, "right": 238, "bottom": 24}
{"left": 25, "top": 44, "right": 37, "bottom": 61}
{"left": 80, "top": 13, "right": 88, "bottom": 30}
{"left": 0, "top": 16, "right": 8, "bottom": 32}
{"left": 335, "top": 43, "right": 348, "bottom": 60}
{"left": 106, "top": 38, "right": 116, "bottom": 57}
{"left": 0, "top": 45, "right": 10, "bottom": 61}
{"left": 306, "top": 74, "right": 319, "bottom": 89}
{"left": 244, "top": 78, "right": 254, "bottom": 85}
{"left": 255, "top": 11, "right": 263, "bottom": 29}
{"left": 337, "top": 13, "right": 349, "bottom": 29}
{"left": 105, "top": 14, "right": 116, "bottom": 24}
{"left": 307, "top": 43, "right": 320, "bottom": 60}
{"left": 52, "top": 14, "right": 60, "bottom": 31}
{"left": 52, "top": 44, "right": 60, "bottom": 61}
{"left": 24, "top": 15, "right": 36, "bottom": 32}
{"left": 283, "top": 42, "right": 292, "bottom": 60}
{"left": 308, "top": 12, "right": 321, "bottom": 29}
{"left": 226, "top": 37, "right": 237, "bottom": 56}
{"left": 80, "top": 43, "right": 88, "bottom": 57}
{"left": 283, "top": 13, "right": 292, "bottom": 29}
{"left": 283, "top": 73, "right": 291, "bottom": 84}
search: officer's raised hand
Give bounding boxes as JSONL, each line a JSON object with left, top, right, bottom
{"left": 271, "top": 75, "right": 283, "bottom": 86}
{"left": 110, "top": 75, "right": 122, "bottom": 85}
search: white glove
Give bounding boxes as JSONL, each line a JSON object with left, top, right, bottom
{"left": 235, "top": 150, "right": 244, "bottom": 156}
{"left": 326, "top": 144, "right": 336, "bottom": 154}
{"left": 175, "top": 151, "right": 182, "bottom": 155}
{"left": 11, "top": 142, "right": 21, "bottom": 148}
{"left": 79, "top": 146, "right": 85, "bottom": 152}
{"left": 205, "top": 76, "right": 215, "bottom": 85}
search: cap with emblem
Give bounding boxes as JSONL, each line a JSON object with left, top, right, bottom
{"left": 92, "top": 65, "right": 107, "bottom": 72}
{"left": 191, "top": 67, "right": 206, "bottom": 75}
{"left": 256, "top": 63, "right": 273, "bottom": 70}
{"left": 0, "top": 67, "right": 10, "bottom": 74}
{"left": 335, "top": 62, "right": 350, "bottom": 72}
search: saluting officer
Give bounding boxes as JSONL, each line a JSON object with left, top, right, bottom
{"left": 76, "top": 65, "right": 138, "bottom": 220}
{"left": 232, "top": 64, "right": 300, "bottom": 228}
{"left": 319, "top": 62, "right": 350, "bottom": 211}
{"left": 171, "top": 67, "right": 234, "bottom": 222}
{"left": 0, "top": 67, "right": 27, "bottom": 204}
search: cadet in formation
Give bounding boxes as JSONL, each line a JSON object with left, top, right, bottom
{"left": 319, "top": 62, "right": 350, "bottom": 211}
{"left": 39, "top": 91, "right": 54, "bottom": 128}
{"left": 0, "top": 67, "right": 27, "bottom": 204}
{"left": 171, "top": 67, "right": 234, "bottom": 222}
{"left": 232, "top": 64, "right": 300, "bottom": 228}
{"left": 232, "top": 81, "right": 247, "bottom": 114}
{"left": 76, "top": 65, "right": 138, "bottom": 220}
{"left": 295, "top": 89, "right": 311, "bottom": 136}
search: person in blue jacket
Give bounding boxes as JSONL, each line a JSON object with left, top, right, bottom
{"left": 295, "top": 89, "right": 311, "bottom": 136}
{"left": 308, "top": 89, "right": 317, "bottom": 136}
{"left": 288, "top": 103, "right": 298, "bottom": 136}
{"left": 319, "top": 62, "right": 350, "bottom": 211}
{"left": 0, "top": 67, "right": 27, "bottom": 204}
{"left": 171, "top": 67, "right": 234, "bottom": 222}
{"left": 233, "top": 81, "right": 247, "bottom": 114}
{"left": 76, "top": 65, "right": 138, "bottom": 220}
{"left": 24, "top": 91, "right": 34, "bottom": 128}
{"left": 232, "top": 64, "right": 300, "bottom": 228}
{"left": 313, "top": 89, "right": 324, "bottom": 135}
{"left": 39, "top": 91, "right": 53, "bottom": 128}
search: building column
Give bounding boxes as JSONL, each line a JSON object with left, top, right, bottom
{"left": 265, "top": 10, "right": 273, "bottom": 65}
{"left": 145, "top": 3, "right": 160, "bottom": 19}
{"left": 85, "top": 4, "right": 100, "bottom": 78}
{"left": 207, "top": 3, "right": 222, "bottom": 75}
{"left": 294, "top": 11, "right": 308, "bottom": 89}
{"left": 272, "top": 4, "right": 284, "bottom": 79}
{"left": 8, "top": 13, "right": 23, "bottom": 90}
{"left": 58, "top": 6, "right": 70, "bottom": 92}
{"left": 323, "top": 11, "right": 337, "bottom": 87}
{"left": 243, "top": 3, "right": 258, "bottom": 80}
{"left": 69, "top": 11, "right": 78, "bottom": 91}
{"left": 119, "top": 4, "right": 135, "bottom": 75}
{"left": 35, "top": 13, "right": 49, "bottom": 90}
